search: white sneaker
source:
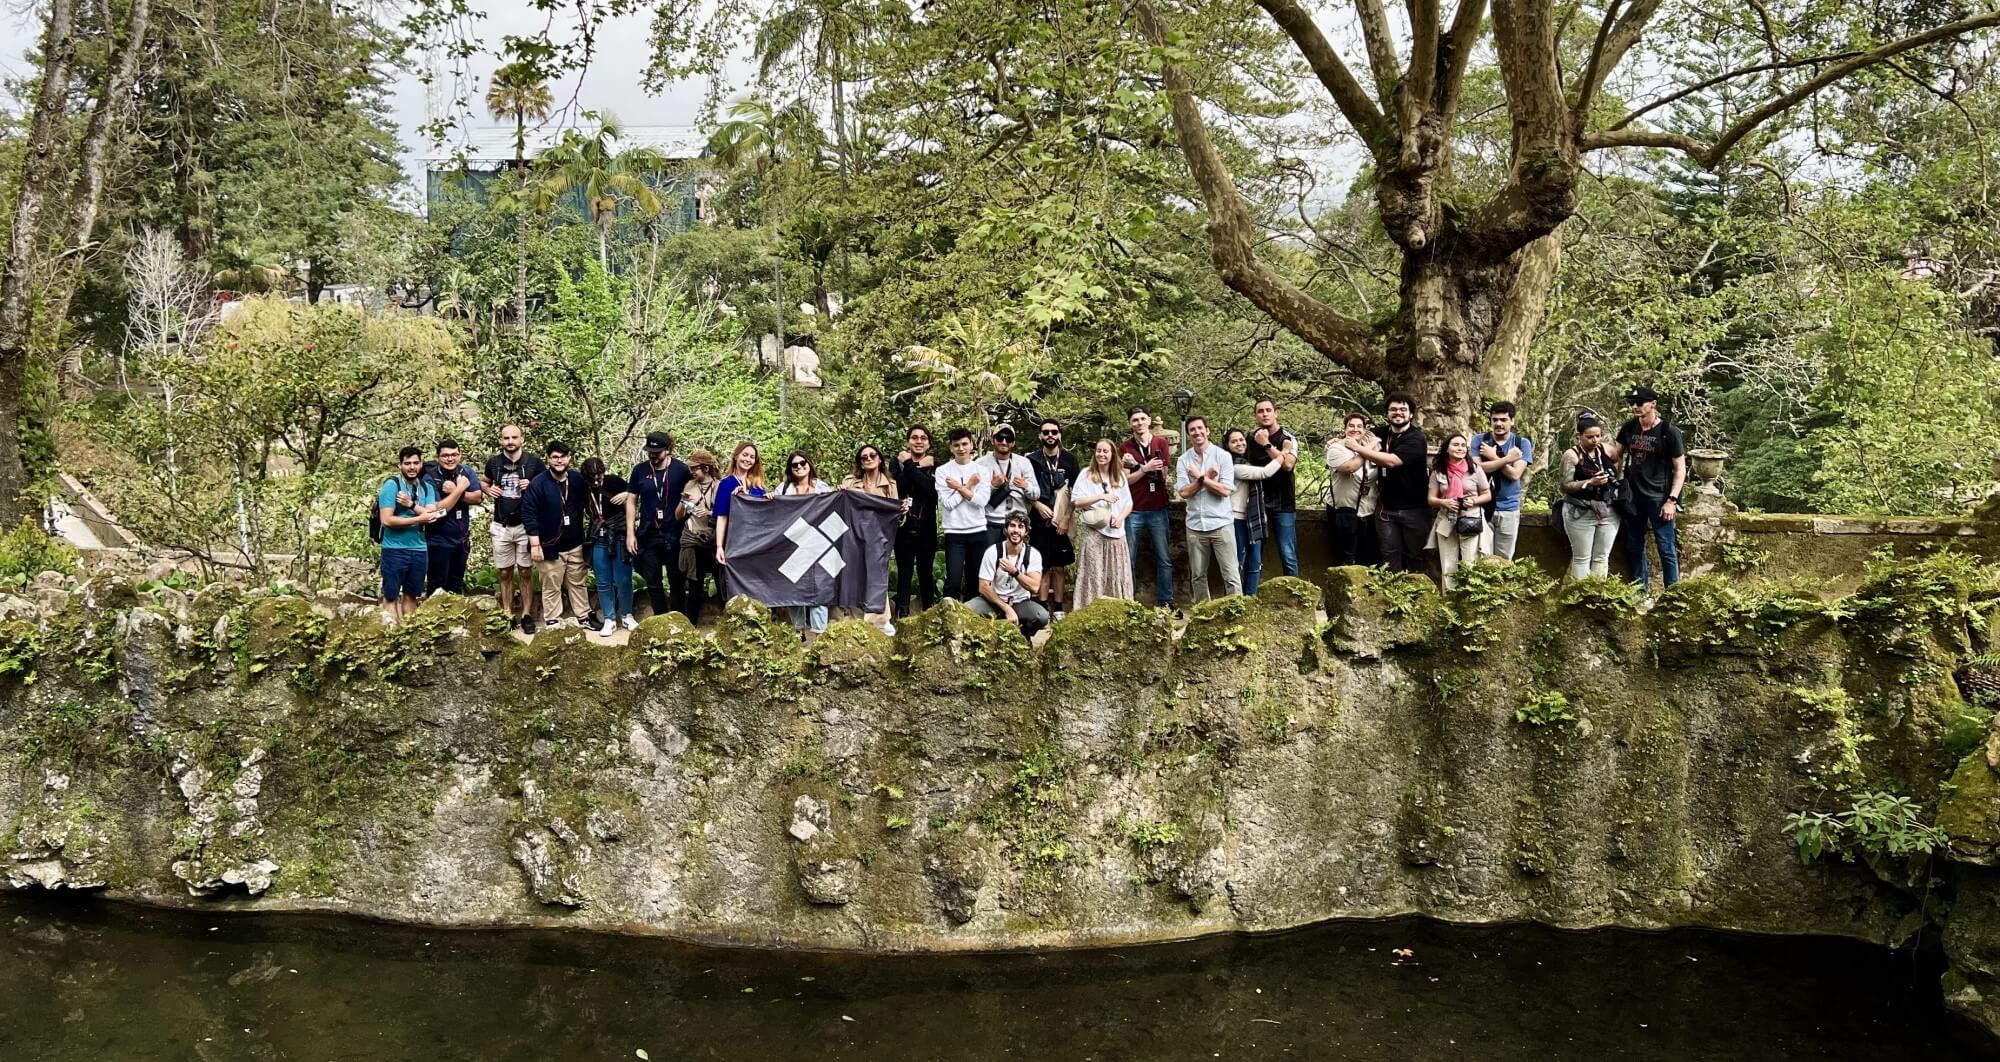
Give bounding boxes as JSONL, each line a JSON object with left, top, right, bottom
{"left": 620, "top": 615, "right": 639, "bottom": 631}
{"left": 1052, "top": 610, "right": 1066, "bottom": 623}
{"left": 882, "top": 621, "right": 897, "bottom": 636}
{"left": 596, "top": 619, "right": 617, "bottom": 636}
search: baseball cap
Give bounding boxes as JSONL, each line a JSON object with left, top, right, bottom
{"left": 644, "top": 431, "right": 673, "bottom": 454}
{"left": 1623, "top": 385, "right": 1659, "bottom": 405}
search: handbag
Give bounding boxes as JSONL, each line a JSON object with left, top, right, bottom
{"left": 1453, "top": 510, "right": 1484, "bottom": 537}
{"left": 1079, "top": 504, "right": 1111, "bottom": 531}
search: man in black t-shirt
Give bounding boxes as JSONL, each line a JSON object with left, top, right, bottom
{"left": 630, "top": 431, "right": 691, "bottom": 620}
{"left": 1026, "top": 418, "right": 1080, "bottom": 619}
{"left": 1608, "top": 384, "right": 1687, "bottom": 590}
{"left": 1250, "top": 398, "right": 1301, "bottom": 577}
{"left": 483, "top": 424, "right": 546, "bottom": 632}
{"left": 1350, "top": 392, "right": 1430, "bottom": 573}
{"left": 892, "top": 425, "right": 941, "bottom": 618}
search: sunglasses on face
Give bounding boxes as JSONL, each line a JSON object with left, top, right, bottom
{"left": 790, "top": 460, "right": 808, "bottom": 469}
{"left": 862, "top": 453, "right": 880, "bottom": 461}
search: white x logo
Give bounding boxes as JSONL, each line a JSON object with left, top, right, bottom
{"left": 780, "top": 512, "right": 850, "bottom": 583}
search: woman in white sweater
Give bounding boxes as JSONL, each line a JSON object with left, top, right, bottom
{"left": 1223, "top": 428, "right": 1285, "bottom": 594}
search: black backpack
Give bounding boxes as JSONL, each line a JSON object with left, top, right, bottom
{"left": 369, "top": 476, "right": 411, "bottom": 545}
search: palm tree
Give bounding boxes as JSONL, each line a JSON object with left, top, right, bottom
{"left": 752, "top": 0, "right": 872, "bottom": 182}
{"left": 485, "top": 62, "right": 553, "bottom": 334}
{"left": 533, "top": 113, "right": 673, "bottom": 272}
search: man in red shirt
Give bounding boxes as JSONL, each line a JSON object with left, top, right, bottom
{"left": 1120, "top": 407, "right": 1177, "bottom": 615}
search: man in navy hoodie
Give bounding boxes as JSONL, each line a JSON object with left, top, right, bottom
{"left": 629, "top": 431, "right": 691, "bottom": 620}
{"left": 523, "top": 441, "right": 589, "bottom": 629}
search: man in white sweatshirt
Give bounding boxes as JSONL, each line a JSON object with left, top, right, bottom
{"left": 975, "top": 424, "right": 1040, "bottom": 550}
{"left": 935, "top": 427, "right": 992, "bottom": 601}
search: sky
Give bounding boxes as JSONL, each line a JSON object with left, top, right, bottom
{"left": 2, "top": 0, "right": 718, "bottom": 196}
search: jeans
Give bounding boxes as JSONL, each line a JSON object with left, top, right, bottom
{"left": 1327, "top": 506, "right": 1380, "bottom": 567}
{"left": 1269, "top": 510, "right": 1299, "bottom": 577}
{"left": 633, "top": 535, "right": 686, "bottom": 618}
{"left": 1377, "top": 508, "right": 1430, "bottom": 573}
{"left": 943, "top": 531, "right": 987, "bottom": 601}
{"left": 895, "top": 522, "right": 938, "bottom": 616}
{"left": 970, "top": 596, "right": 1051, "bottom": 639}
{"left": 1624, "top": 495, "right": 1681, "bottom": 589}
{"left": 789, "top": 605, "right": 828, "bottom": 634}
{"left": 1126, "top": 508, "right": 1174, "bottom": 604}
{"left": 425, "top": 540, "right": 469, "bottom": 596}
{"left": 590, "top": 537, "right": 635, "bottom": 620}
{"left": 1234, "top": 519, "right": 1265, "bottom": 595}
{"left": 1186, "top": 525, "right": 1241, "bottom": 602}
{"left": 680, "top": 542, "right": 717, "bottom": 624}
{"left": 1564, "top": 503, "right": 1621, "bottom": 579}
{"left": 1489, "top": 510, "right": 1522, "bottom": 560}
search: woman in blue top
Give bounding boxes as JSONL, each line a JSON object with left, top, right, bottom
{"left": 713, "top": 441, "right": 767, "bottom": 606}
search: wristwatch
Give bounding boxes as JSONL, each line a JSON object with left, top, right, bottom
{"left": 1666, "top": 495, "right": 1681, "bottom": 504}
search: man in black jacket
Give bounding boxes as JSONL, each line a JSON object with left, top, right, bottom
{"left": 523, "top": 441, "right": 589, "bottom": 630}
{"left": 1026, "top": 418, "right": 1079, "bottom": 619}
{"left": 629, "top": 431, "right": 691, "bottom": 620}
{"left": 892, "top": 424, "right": 940, "bottom": 617}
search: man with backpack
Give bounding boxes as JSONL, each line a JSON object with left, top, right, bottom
{"left": 376, "top": 446, "right": 443, "bottom": 622}
{"left": 423, "top": 439, "right": 483, "bottom": 597}
{"left": 484, "top": 424, "right": 545, "bottom": 633}
{"left": 1471, "top": 401, "right": 1534, "bottom": 560}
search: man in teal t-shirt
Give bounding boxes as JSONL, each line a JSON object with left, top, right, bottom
{"left": 378, "top": 445, "right": 442, "bottom": 621}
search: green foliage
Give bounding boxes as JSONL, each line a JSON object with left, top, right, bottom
{"left": 1115, "top": 812, "right": 1183, "bottom": 851}
{"left": 0, "top": 520, "right": 79, "bottom": 588}
{"left": 1515, "top": 688, "right": 1576, "bottom": 728}
{"left": 1784, "top": 791, "right": 1947, "bottom": 865}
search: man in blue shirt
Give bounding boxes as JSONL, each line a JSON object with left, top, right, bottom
{"left": 378, "top": 446, "right": 442, "bottom": 621}
{"left": 629, "top": 431, "right": 691, "bottom": 621}
{"left": 1472, "top": 400, "right": 1534, "bottom": 560}
{"left": 423, "top": 438, "right": 483, "bottom": 597}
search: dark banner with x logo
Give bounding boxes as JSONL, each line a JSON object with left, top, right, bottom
{"left": 722, "top": 491, "right": 903, "bottom": 611}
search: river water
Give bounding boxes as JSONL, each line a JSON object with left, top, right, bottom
{"left": 2, "top": 896, "right": 1995, "bottom": 1061}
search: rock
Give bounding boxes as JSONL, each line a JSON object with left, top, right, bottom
{"left": 219, "top": 860, "right": 280, "bottom": 895}
{"left": 33, "top": 570, "right": 66, "bottom": 590}
{"left": 797, "top": 857, "right": 860, "bottom": 905}
{"left": 1987, "top": 712, "right": 2000, "bottom": 772}
{"left": 5, "top": 859, "right": 99, "bottom": 890}
{"left": 512, "top": 827, "right": 586, "bottom": 907}
{"left": 789, "top": 795, "right": 829, "bottom": 842}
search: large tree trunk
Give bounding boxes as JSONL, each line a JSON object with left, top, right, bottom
{"left": 1389, "top": 235, "right": 1562, "bottom": 432}
{"left": 0, "top": 0, "right": 81, "bottom": 525}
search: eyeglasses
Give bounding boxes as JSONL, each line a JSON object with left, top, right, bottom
{"left": 790, "top": 460, "right": 808, "bottom": 469}
{"left": 1040, "top": 430, "right": 1060, "bottom": 437}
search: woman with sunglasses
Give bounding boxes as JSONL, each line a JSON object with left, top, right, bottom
{"left": 840, "top": 444, "right": 901, "bottom": 634}
{"left": 777, "top": 450, "right": 833, "bottom": 638}
{"left": 713, "top": 441, "right": 768, "bottom": 604}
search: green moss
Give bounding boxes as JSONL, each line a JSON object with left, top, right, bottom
{"left": 1254, "top": 576, "right": 1321, "bottom": 617}
{"left": 1647, "top": 576, "right": 1829, "bottom": 656}
{"left": 1178, "top": 596, "right": 1269, "bottom": 656}
{"left": 1042, "top": 597, "right": 1172, "bottom": 679}
{"left": 1556, "top": 576, "right": 1640, "bottom": 616}
{"left": 1320, "top": 566, "right": 1451, "bottom": 654}
{"left": 807, "top": 620, "right": 894, "bottom": 683}
{"left": 894, "top": 599, "right": 1030, "bottom": 695}
{"left": 1938, "top": 753, "right": 2000, "bottom": 848}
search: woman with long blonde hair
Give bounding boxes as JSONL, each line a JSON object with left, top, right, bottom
{"left": 1069, "top": 438, "right": 1134, "bottom": 610}
{"left": 713, "top": 441, "right": 768, "bottom": 602}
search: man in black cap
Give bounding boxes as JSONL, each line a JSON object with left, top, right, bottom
{"left": 630, "top": 431, "right": 692, "bottom": 620}
{"left": 1607, "top": 385, "right": 1686, "bottom": 590}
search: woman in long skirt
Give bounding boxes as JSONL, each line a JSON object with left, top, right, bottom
{"left": 1070, "top": 439, "right": 1135, "bottom": 610}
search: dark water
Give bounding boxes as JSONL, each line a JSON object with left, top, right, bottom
{"left": 2, "top": 897, "right": 1996, "bottom": 1062}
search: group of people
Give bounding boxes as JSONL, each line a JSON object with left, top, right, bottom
{"left": 372, "top": 387, "right": 1688, "bottom": 635}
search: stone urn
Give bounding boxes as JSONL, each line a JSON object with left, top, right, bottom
{"left": 1687, "top": 448, "right": 1731, "bottom": 484}
{"left": 1684, "top": 448, "right": 1733, "bottom": 516}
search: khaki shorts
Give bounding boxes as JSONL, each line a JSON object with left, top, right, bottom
{"left": 490, "top": 523, "right": 533, "bottom": 568}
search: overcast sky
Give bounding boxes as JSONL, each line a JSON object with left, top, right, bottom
{"left": 2, "top": 1, "right": 717, "bottom": 197}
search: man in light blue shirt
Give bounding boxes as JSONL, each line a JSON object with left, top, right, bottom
{"left": 377, "top": 445, "right": 442, "bottom": 621}
{"left": 1174, "top": 416, "right": 1240, "bottom": 602}
{"left": 1473, "top": 400, "right": 1534, "bottom": 560}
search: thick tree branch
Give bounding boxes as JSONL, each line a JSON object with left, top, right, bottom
{"left": 1604, "top": 50, "right": 1865, "bottom": 133}
{"left": 1434, "top": 0, "right": 1489, "bottom": 124}
{"left": 1132, "top": 0, "right": 1390, "bottom": 383}
{"left": 1250, "top": 0, "right": 1396, "bottom": 159}
{"left": 1581, "top": 9, "right": 2000, "bottom": 167}
{"left": 1460, "top": 0, "right": 1576, "bottom": 260}
{"left": 1570, "top": 0, "right": 1663, "bottom": 125}
{"left": 1353, "top": 0, "right": 1403, "bottom": 104}
{"left": 1403, "top": 0, "right": 1442, "bottom": 143}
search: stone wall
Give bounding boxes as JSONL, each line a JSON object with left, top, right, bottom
{"left": 1139, "top": 504, "right": 2000, "bottom": 602}
{"left": 6, "top": 560, "right": 2000, "bottom": 1036}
